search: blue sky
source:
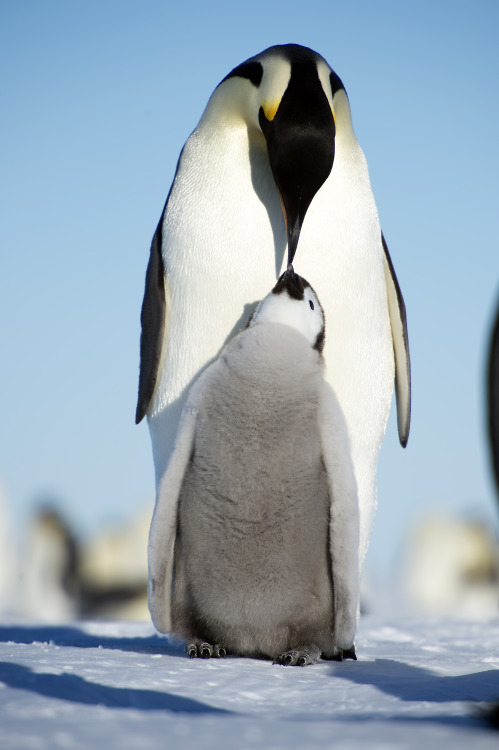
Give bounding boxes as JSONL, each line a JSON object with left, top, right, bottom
{"left": 1, "top": 0, "right": 498, "bottom": 583}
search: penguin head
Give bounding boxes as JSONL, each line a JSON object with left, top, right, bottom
{"left": 215, "top": 44, "right": 347, "bottom": 266}
{"left": 250, "top": 267, "right": 325, "bottom": 353}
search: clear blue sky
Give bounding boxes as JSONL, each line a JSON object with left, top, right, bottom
{"left": 1, "top": 0, "right": 498, "bottom": 583}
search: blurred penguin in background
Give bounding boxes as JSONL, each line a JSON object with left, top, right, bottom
{"left": 488, "top": 297, "right": 499, "bottom": 502}
{"left": 22, "top": 506, "right": 80, "bottom": 622}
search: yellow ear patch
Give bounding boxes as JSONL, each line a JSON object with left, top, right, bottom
{"left": 261, "top": 99, "right": 281, "bottom": 122}
{"left": 316, "top": 60, "right": 337, "bottom": 131}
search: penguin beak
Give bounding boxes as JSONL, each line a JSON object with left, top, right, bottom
{"left": 259, "top": 69, "right": 335, "bottom": 266}
{"left": 272, "top": 264, "right": 305, "bottom": 300}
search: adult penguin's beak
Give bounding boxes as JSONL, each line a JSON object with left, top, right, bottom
{"left": 259, "top": 61, "right": 336, "bottom": 266}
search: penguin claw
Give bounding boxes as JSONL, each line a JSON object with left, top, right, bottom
{"left": 274, "top": 644, "right": 321, "bottom": 666}
{"left": 186, "top": 641, "right": 227, "bottom": 659}
{"left": 201, "top": 644, "right": 212, "bottom": 658}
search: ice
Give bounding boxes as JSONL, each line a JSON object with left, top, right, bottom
{"left": 0, "top": 614, "right": 498, "bottom": 749}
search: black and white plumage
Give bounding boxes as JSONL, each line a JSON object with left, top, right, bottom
{"left": 148, "top": 271, "right": 360, "bottom": 665}
{"left": 137, "top": 43, "right": 411, "bottom": 569}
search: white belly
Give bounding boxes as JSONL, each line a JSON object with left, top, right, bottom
{"left": 148, "top": 125, "right": 394, "bottom": 564}
{"left": 296, "top": 142, "right": 395, "bottom": 559}
{"left": 149, "top": 127, "right": 285, "bottom": 476}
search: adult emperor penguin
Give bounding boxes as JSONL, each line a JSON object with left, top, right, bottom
{"left": 148, "top": 269, "right": 360, "bottom": 664}
{"left": 137, "top": 43, "right": 411, "bottom": 567}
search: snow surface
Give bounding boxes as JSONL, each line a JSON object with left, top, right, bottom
{"left": 0, "top": 615, "right": 498, "bottom": 749}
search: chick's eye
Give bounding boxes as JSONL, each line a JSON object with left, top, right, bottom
{"left": 309, "top": 300, "right": 314, "bottom": 310}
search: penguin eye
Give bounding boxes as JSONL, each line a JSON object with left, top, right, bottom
{"left": 309, "top": 300, "right": 315, "bottom": 310}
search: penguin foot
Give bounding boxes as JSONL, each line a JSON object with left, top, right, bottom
{"left": 342, "top": 645, "right": 357, "bottom": 661}
{"left": 322, "top": 644, "right": 357, "bottom": 662}
{"left": 273, "top": 644, "right": 321, "bottom": 667}
{"left": 186, "top": 640, "right": 227, "bottom": 659}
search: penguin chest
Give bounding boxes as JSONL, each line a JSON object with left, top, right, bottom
{"left": 174, "top": 364, "right": 333, "bottom": 638}
{"left": 152, "top": 127, "right": 286, "bottom": 415}
{"left": 297, "top": 147, "right": 395, "bottom": 459}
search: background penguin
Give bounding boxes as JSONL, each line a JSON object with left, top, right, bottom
{"left": 148, "top": 270, "right": 360, "bottom": 665}
{"left": 137, "top": 43, "right": 411, "bottom": 568}
{"left": 488, "top": 298, "right": 499, "bottom": 501}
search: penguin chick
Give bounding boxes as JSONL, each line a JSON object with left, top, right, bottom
{"left": 148, "top": 269, "right": 360, "bottom": 665}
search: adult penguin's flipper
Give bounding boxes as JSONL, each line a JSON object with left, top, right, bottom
{"left": 136, "top": 215, "right": 167, "bottom": 424}
{"left": 382, "top": 233, "right": 411, "bottom": 448}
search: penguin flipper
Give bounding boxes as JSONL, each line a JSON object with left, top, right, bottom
{"left": 136, "top": 217, "right": 167, "bottom": 424}
{"left": 318, "top": 382, "right": 360, "bottom": 651}
{"left": 148, "top": 402, "right": 198, "bottom": 633}
{"left": 381, "top": 233, "right": 411, "bottom": 447}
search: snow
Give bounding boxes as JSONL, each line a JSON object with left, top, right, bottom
{"left": 1, "top": 614, "right": 498, "bottom": 749}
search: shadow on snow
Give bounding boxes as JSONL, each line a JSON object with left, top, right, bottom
{"left": 330, "top": 658, "right": 499, "bottom": 703}
{"left": 0, "top": 661, "right": 231, "bottom": 714}
{"left": 0, "top": 624, "right": 181, "bottom": 656}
